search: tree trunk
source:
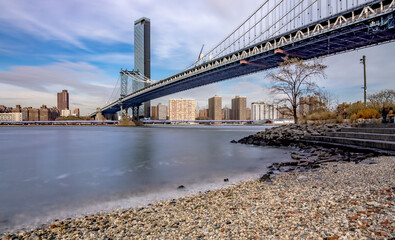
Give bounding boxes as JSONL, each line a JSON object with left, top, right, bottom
{"left": 293, "top": 106, "right": 298, "bottom": 124}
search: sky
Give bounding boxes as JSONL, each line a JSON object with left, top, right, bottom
{"left": 0, "top": 0, "right": 394, "bottom": 115}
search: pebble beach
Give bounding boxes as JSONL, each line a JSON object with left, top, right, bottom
{"left": 1, "top": 156, "right": 394, "bottom": 239}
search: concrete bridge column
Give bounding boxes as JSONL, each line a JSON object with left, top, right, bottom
{"left": 95, "top": 108, "right": 106, "bottom": 121}
{"left": 120, "top": 105, "right": 128, "bottom": 120}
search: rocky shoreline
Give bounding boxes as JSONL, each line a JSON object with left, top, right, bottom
{"left": 1, "top": 156, "right": 393, "bottom": 239}
{"left": 234, "top": 124, "right": 384, "bottom": 179}
{"left": 1, "top": 124, "right": 394, "bottom": 239}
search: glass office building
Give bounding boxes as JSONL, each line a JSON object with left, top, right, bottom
{"left": 134, "top": 17, "right": 151, "bottom": 117}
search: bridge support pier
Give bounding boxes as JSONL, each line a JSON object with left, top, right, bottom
{"left": 132, "top": 106, "right": 140, "bottom": 121}
{"left": 120, "top": 105, "right": 128, "bottom": 121}
{"left": 95, "top": 108, "right": 106, "bottom": 121}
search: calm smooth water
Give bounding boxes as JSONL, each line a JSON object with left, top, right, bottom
{"left": 0, "top": 125, "right": 292, "bottom": 232}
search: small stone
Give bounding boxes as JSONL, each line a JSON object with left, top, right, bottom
{"left": 259, "top": 174, "right": 271, "bottom": 182}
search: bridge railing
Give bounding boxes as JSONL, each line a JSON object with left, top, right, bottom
{"left": 189, "top": 0, "right": 378, "bottom": 68}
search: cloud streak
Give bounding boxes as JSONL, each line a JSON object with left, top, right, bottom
{"left": 0, "top": 61, "right": 114, "bottom": 112}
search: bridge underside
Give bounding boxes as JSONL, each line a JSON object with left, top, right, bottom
{"left": 95, "top": 2, "right": 395, "bottom": 117}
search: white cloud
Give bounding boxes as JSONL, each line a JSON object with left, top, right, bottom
{"left": 0, "top": 62, "right": 115, "bottom": 114}
{"left": 0, "top": 0, "right": 262, "bottom": 68}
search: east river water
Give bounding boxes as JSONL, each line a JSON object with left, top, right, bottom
{"left": 0, "top": 125, "right": 293, "bottom": 232}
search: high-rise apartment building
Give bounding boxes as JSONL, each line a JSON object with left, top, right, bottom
{"left": 222, "top": 107, "right": 231, "bottom": 120}
{"left": 151, "top": 106, "right": 158, "bottom": 120}
{"left": 208, "top": 95, "right": 222, "bottom": 120}
{"left": 134, "top": 17, "right": 151, "bottom": 117}
{"left": 251, "top": 102, "right": 279, "bottom": 120}
{"left": 57, "top": 90, "right": 69, "bottom": 111}
{"left": 30, "top": 108, "right": 40, "bottom": 121}
{"left": 246, "top": 108, "right": 251, "bottom": 120}
{"left": 39, "top": 105, "right": 49, "bottom": 121}
{"left": 157, "top": 103, "right": 168, "bottom": 120}
{"left": 169, "top": 99, "right": 195, "bottom": 121}
{"left": 231, "top": 96, "right": 247, "bottom": 120}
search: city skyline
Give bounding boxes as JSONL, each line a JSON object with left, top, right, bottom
{"left": 0, "top": 1, "right": 394, "bottom": 115}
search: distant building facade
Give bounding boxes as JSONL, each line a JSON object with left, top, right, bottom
{"left": 134, "top": 17, "right": 151, "bottom": 117}
{"left": 246, "top": 108, "right": 251, "bottom": 120}
{"left": 157, "top": 103, "right": 168, "bottom": 120}
{"left": 39, "top": 105, "right": 50, "bottom": 121}
{"left": 151, "top": 106, "right": 158, "bottom": 119}
{"left": 198, "top": 109, "right": 208, "bottom": 120}
{"left": 73, "top": 108, "right": 80, "bottom": 117}
{"left": 0, "top": 112, "right": 25, "bottom": 121}
{"left": 169, "top": 99, "right": 195, "bottom": 120}
{"left": 251, "top": 102, "right": 279, "bottom": 120}
{"left": 12, "top": 105, "right": 22, "bottom": 113}
{"left": 61, "top": 109, "right": 72, "bottom": 117}
{"left": 1, "top": 105, "right": 59, "bottom": 121}
{"left": 208, "top": 95, "right": 222, "bottom": 120}
{"left": 299, "top": 95, "right": 319, "bottom": 117}
{"left": 57, "top": 90, "right": 69, "bottom": 111}
{"left": 278, "top": 105, "right": 294, "bottom": 119}
{"left": 222, "top": 107, "right": 231, "bottom": 120}
{"left": 231, "top": 96, "right": 247, "bottom": 120}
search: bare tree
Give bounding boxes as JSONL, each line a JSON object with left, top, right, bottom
{"left": 368, "top": 89, "right": 395, "bottom": 108}
{"left": 315, "top": 88, "right": 337, "bottom": 111}
{"left": 268, "top": 57, "right": 327, "bottom": 124}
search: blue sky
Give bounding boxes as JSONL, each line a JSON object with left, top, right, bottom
{"left": 0, "top": 0, "right": 394, "bottom": 115}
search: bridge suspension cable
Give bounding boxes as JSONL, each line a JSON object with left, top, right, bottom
{"left": 187, "top": 0, "right": 374, "bottom": 69}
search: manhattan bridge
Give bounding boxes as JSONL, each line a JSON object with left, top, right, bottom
{"left": 91, "top": 0, "right": 395, "bottom": 120}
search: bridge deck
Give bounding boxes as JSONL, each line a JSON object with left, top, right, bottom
{"left": 92, "top": 0, "right": 395, "bottom": 118}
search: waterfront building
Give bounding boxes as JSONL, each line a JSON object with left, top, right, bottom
{"left": 57, "top": 90, "right": 69, "bottom": 111}
{"left": 208, "top": 95, "right": 222, "bottom": 120}
{"left": 231, "top": 96, "right": 247, "bottom": 120}
{"left": 157, "top": 103, "right": 168, "bottom": 120}
{"left": 22, "top": 107, "right": 30, "bottom": 121}
{"left": 73, "top": 108, "right": 80, "bottom": 117}
{"left": 299, "top": 95, "right": 319, "bottom": 117}
{"left": 278, "top": 105, "right": 294, "bottom": 119}
{"left": 246, "top": 108, "right": 251, "bottom": 120}
{"left": 30, "top": 108, "right": 40, "bottom": 121}
{"left": 50, "top": 107, "right": 60, "bottom": 120}
{"left": 222, "top": 107, "right": 231, "bottom": 120}
{"left": 39, "top": 105, "right": 50, "bottom": 121}
{"left": 134, "top": 17, "right": 151, "bottom": 117}
{"left": 198, "top": 109, "right": 208, "bottom": 120}
{"left": 151, "top": 106, "right": 158, "bottom": 119}
{"left": 12, "top": 105, "right": 21, "bottom": 113}
{"left": 251, "top": 102, "right": 279, "bottom": 120}
{"left": 0, "top": 112, "right": 25, "bottom": 121}
{"left": 61, "top": 109, "right": 71, "bottom": 117}
{"left": 169, "top": 98, "right": 195, "bottom": 121}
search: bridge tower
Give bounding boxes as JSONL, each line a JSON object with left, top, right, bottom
{"left": 120, "top": 69, "right": 129, "bottom": 120}
{"left": 134, "top": 17, "right": 151, "bottom": 118}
